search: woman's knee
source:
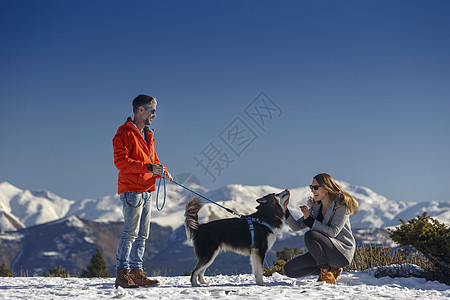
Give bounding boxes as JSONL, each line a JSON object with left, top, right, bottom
{"left": 304, "top": 230, "right": 316, "bottom": 247}
{"left": 282, "top": 260, "right": 295, "bottom": 278}
{"left": 307, "top": 230, "right": 326, "bottom": 240}
{"left": 304, "top": 230, "right": 312, "bottom": 238}
{"left": 305, "top": 230, "right": 327, "bottom": 245}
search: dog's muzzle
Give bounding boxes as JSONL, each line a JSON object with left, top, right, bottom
{"left": 277, "top": 189, "right": 290, "bottom": 207}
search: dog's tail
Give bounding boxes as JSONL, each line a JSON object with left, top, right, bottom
{"left": 184, "top": 197, "right": 202, "bottom": 240}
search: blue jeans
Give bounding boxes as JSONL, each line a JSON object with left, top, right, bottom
{"left": 116, "top": 191, "right": 152, "bottom": 271}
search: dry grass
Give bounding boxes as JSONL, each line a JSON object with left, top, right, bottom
{"left": 346, "top": 245, "right": 433, "bottom": 272}
{"left": 264, "top": 245, "right": 437, "bottom": 280}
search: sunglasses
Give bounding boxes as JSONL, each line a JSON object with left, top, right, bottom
{"left": 309, "top": 185, "right": 320, "bottom": 191}
{"left": 142, "top": 105, "right": 156, "bottom": 114}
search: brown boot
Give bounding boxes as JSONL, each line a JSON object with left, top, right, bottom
{"left": 130, "top": 269, "right": 160, "bottom": 287}
{"left": 115, "top": 269, "right": 139, "bottom": 288}
{"left": 331, "top": 267, "right": 343, "bottom": 280}
{"left": 317, "top": 268, "right": 336, "bottom": 284}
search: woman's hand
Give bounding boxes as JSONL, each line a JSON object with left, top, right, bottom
{"left": 300, "top": 205, "right": 310, "bottom": 219}
{"left": 283, "top": 198, "right": 289, "bottom": 211}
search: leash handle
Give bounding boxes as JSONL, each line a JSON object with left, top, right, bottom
{"left": 156, "top": 165, "right": 166, "bottom": 211}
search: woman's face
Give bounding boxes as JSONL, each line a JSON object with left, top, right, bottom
{"left": 311, "top": 178, "right": 328, "bottom": 202}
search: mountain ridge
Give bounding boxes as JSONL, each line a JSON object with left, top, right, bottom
{"left": 1, "top": 181, "right": 448, "bottom": 234}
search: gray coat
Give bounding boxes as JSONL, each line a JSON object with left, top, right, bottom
{"left": 286, "top": 199, "right": 356, "bottom": 263}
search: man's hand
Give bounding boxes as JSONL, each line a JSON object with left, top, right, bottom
{"left": 149, "top": 164, "right": 163, "bottom": 176}
{"left": 164, "top": 171, "right": 173, "bottom": 181}
{"left": 148, "top": 164, "right": 173, "bottom": 181}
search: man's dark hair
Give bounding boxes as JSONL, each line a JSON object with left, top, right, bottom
{"left": 132, "top": 94, "right": 156, "bottom": 114}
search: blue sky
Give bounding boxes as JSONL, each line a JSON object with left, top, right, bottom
{"left": 1, "top": 0, "right": 449, "bottom": 203}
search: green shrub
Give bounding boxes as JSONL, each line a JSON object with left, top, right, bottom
{"left": 276, "top": 247, "right": 301, "bottom": 261}
{"left": 44, "top": 265, "right": 70, "bottom": 278}
{"left": 389, "top": 212, "right": 450, "bottom": 284}
{"left": 264, "top": 259, "right": 286, "bottom": 277}
{"left": 81, "top": 248, "right": 111, "bottom": 278}
{"left": 0, "top": 263, "right": 13, "bottom": 277}
{"left": 264, "top": 247, "right": 302, "bottom": 276}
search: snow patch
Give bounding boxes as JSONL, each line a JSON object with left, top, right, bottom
{"left": 0, "top": 272, "right": 448, "bottom": 299}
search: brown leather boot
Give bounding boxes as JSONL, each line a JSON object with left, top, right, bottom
{"left": 331, "top": 267, "right": 343, "bottom": 280}
{"left": 317, "top": 268, "right": 336, "bottom": 284}
{"left": 115, "top": 269, "right": 139, "bottom": 288}
{"left": 130, "top": 269, "right": 160, "bottom": 287}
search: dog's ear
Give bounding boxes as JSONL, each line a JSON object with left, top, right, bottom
{"left": 256, "top": 198, "right": 267, "bottom": 204}
{"left": 257, "top": 194, "right": 277, "bottom": 204}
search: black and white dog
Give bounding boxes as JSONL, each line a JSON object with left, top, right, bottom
{"left": 184, "top": 190, "right": 290, "bottom": 286}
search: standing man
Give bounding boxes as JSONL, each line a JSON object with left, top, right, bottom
{"left": 113, "top": 94, "right": 173, "bottom": 288}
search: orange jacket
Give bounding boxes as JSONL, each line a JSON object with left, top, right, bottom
{"left": 113, "top": 117, "right": 162, "bottom": 194}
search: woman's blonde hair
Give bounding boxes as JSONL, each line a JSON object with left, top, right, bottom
{"left": 313, "top": 173, "right": 358, "bottom": 215}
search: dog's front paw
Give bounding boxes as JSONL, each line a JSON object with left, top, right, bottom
{"left": 199, "top": 275, "right": 209, "bottom": 285}
{"left": 199, "top": 280, "right": 210, "bottom": 286}
{"left": 191, "top": 278, "right": 201, "bottom": 287}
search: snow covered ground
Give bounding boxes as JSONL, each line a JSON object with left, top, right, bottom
{"left": 0, "top": 271, "right": 448, "bottom": 300}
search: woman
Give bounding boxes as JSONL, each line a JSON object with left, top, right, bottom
{"left": 283, "top": 173, "right": 358, "bottom": 284}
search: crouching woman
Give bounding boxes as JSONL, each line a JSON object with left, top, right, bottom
{"left": 283, "top": 173, "right": 358, "bottom": 284}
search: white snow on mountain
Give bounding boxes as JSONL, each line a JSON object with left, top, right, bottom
{"left": 66, "top": 194, "right": 123, "bottom": 222}
{"left": 0, "top": 182, "right": 74, "bottom": 232}
{"left": 0, "top": 181, "right": 449, "bottom": 234}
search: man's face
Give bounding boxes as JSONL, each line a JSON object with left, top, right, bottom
{"left": 140, "top": 103, "right": 157, "bottom": 126}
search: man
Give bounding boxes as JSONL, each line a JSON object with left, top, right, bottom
{"left": 113, "top": 94, "right": 173, "bottom": 288}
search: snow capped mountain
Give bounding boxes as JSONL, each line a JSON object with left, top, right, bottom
{"left": 66, "top": 194, "right": 123, "bottom": 222}
{"left": 391, "top": 200, "right": 450, "bottom": 227}
{"left": 336, "top": 182, "right": 414, "bottom": 228}
{"left": 0, "top": 180, "right": 449, "bottom": 276}
{"left": 0, "top": 181, "right": 449, "bottom": 234}
{"left": 0, "top": 182, "right": 74, "bottom": 232}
